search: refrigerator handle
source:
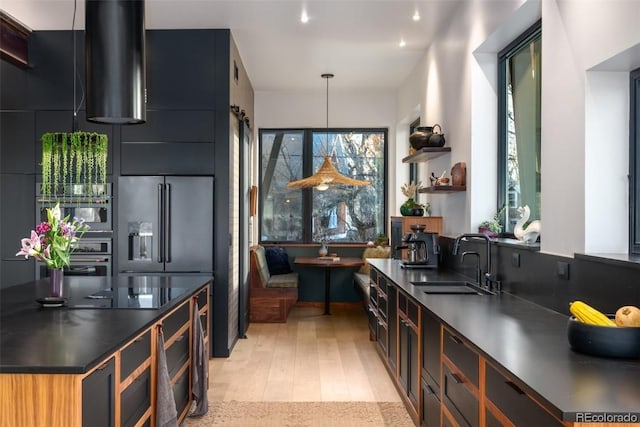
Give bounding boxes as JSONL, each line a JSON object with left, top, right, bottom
{"left": 157, "top": 183, "right": 164, "bottom": 263}
{"left": 165, "top": 183, "right": 172, "bottom": 263}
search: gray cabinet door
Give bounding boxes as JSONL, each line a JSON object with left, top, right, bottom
{"left": 165, "top": 176, "right": 213, "bottom": 272}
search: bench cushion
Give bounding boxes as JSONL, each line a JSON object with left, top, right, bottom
{"left": 267, "top": 272, "right": 299, "bottom": 288}
{"left": 353, "top": 272, "right": 370, "bottom": 299}
{"left": 253, "top": 246, "right": 272, "bottom": 287}
{"left": 359, "top": 246, "right": 391, "bottom": 275}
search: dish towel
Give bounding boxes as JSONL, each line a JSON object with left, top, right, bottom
{"left": 156, "top": 327, "right": 178, "bottom": 427}
{"left": 190, "top": 301, "right": 209, "bottom": 416}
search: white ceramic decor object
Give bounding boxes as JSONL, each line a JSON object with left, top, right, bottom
{"left": 514, "top": 205, "right": 541, "bottom": 244}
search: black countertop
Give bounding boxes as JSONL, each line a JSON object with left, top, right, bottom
{"left": 368, "top": 259, "right": 640, "bottom": 422}
{"left": 0, "top": 275, "right": 212, "bottom": 374}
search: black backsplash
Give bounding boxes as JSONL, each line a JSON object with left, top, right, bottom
{"left": 439, "top": 236, "right": 640, "bottom": 316}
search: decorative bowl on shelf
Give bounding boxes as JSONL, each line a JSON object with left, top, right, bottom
{"left": 567, "top": 316, "right": 640, "bottom": 359}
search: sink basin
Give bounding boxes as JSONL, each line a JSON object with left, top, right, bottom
{"left": 410, "top": 281, "right": 493, "bottom": 295}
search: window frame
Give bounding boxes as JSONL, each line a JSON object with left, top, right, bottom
{"left": 497, "top": 19, "right": 542, "bottom": 234}
{"left": 258, "top": 127, "right": 388, "bottom": 244}
{"left": 629, "top": 67, "right": 640, "bottom": 253}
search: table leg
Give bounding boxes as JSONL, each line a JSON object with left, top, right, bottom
{"left": 324, "top": 267, "right": 331, "bottom": 315}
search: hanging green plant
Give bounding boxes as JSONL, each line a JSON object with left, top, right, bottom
{"left": 40, "top": 131, "right": 108, "bottom": 199}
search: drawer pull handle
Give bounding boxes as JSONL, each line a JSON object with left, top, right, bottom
{"left": 448, "top": 334, "right": 463, "bottom": 345}
{"left": 425, "top": 384, "right": 436, "bottom": 394}
{"left": 175, "top": 335, "right": 185, "bottom": 342}
{"left": 134, "top": 336, "right": 144, "bottom": 343}
{"left": 97, "top": 361, "right": 110, "bottom": 371}
{"left": 506, "top": 380, "right": 525, "bottom": 395}
{"left": 450, "top": 372, "right": 464, "bottom": 384}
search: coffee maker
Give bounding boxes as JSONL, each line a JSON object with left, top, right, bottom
{"left": 395, "top": 225, "right": 440, "bottom": 269}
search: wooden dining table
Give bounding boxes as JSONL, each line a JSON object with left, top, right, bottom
{"left": 294, "top": 256, "right": 365, "bottom": 315}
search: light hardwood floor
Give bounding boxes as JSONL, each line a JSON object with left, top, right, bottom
{"left": 209, "top": 304, "right": 403, "bottom": 403}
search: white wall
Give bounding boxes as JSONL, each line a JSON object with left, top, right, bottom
{"left": 395, "top": 0, "right": 640, "bottom": 256}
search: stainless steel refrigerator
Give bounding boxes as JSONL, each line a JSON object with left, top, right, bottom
{"left": 118, "top": 176, "right": 214, "bottom": 274}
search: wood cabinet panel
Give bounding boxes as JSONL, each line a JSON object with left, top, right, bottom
{"left": 443, "top": 328, "right": 479, "bottom": 387}
{"left": 120, "top": 367, "right": 151, "bottom": 427}
{"left": 120, "top": 330, "right": 151, "bottom": 382}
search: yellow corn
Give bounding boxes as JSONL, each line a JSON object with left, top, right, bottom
{"left": 569, "top": 301, "right": 616, "bottom": 327}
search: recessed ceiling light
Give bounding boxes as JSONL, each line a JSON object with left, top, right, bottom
{"left": 412, "top": 11, "right": 420, "bottom": 21}
{"left": 301, "top": 10, "right": 309, "bottom": 23}
{"left": 399, "top": 38, "right": 406, "bottom": 48}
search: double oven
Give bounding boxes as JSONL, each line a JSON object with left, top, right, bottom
{"left": 35, "top": 183, "right": 113, "bottom": 279}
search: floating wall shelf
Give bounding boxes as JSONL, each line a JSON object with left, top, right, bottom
{"left": 402, "top": 147, "right": 451, "bottom": 163}
{"left": 419, "top": 185, "right": 466, "bottom": 193}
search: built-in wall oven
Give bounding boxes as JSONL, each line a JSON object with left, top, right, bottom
{"left": 35, "top": 183, "right": 113, "bottom": 279}
{"left": 36, "top": 237, "right": 112, "bottom": 278}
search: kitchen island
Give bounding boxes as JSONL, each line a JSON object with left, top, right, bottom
{"left": 0, "top": 275, "right": 212, "bottom": 427}
{"left": 367, "top": 258, "right": 640, "bottom": 427}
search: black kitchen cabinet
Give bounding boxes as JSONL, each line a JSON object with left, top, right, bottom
{"left": 421, "top": 310, "right": 441, "bottom": 391}
{"left": 375, "top": 275, "right": 389, "bottom": 356}
{"left": 421, "top": 378, "right": 441, "bottom": 427}
{"left": 82, "top": 357, "right": 116, "bottom": 427}
{"left": 387, "top": 282, "right": 397, "bottom": 370}
{"left": 421, "top": 310, "right": 441, "bottom": 427}
{"left": 120, "top": 367, "right": 151, "bottom": 427}
{"left": 145, "top": 30, "right": 228, "bottom": 110}
{"left": 119, "top": 110, "right": 215, "bottom": 175}
{"left": 485, "top": 362, "right": 565, "bottom": 427}
{"left": 442, "top": 363, "right": 478, "bottom": 427}
{"left": 1, "top": 174, "right": 35, "bottom": 288}
{"left": 398, "top": 291, "right": 420, "bottom": 411}
{"left": 1, "top": 111, "right": 35, "bottom": 174}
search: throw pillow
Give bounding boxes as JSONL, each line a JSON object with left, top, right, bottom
{"left": 264, "top": 247, "right": 293, "bottom": 275}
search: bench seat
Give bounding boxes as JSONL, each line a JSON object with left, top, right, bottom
{"left": 249, "top": 246, "right": 298, "bottom": 323}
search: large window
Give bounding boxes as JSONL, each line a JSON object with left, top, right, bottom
{"left": 498, "top": 21, "right": 542, "bottom": 233}
{"left": 630, "top": 68, "right": 640, "bottom": 253}
{"left": 259, "top": 128, "right": 386, "bottom": 243}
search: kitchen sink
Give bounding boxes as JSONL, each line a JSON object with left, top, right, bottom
{"left": 410, "top": 281, "right": 494, "bottom": 295}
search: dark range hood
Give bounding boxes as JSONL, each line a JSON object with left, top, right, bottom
{"left": 85, "top": 0, "right": 146, "bottom": 124}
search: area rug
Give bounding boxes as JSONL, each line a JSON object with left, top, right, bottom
{"left": 181, "top": 401, "right": 414, "bottom": 426}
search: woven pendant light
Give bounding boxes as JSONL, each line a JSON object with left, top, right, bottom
{"left": 287, "top": 73, "right": 369, "bottom": 191}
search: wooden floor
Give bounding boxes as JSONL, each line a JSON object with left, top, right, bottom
{"left": 209, "top": 304, "right": 402, "bottom": 402}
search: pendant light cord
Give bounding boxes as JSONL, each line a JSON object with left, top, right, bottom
{"left": 321, "top": 73, "right": 334, "bottom": 157}
{"left": 71, "top": 0, "right": 85, "bottom": 131}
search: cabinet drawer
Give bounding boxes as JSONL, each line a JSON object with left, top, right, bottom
{"left": 377, "top": 293, "right": 388, "bottom": 321}
{"left": 485, "top": 408, "right": 504, "bottom": 427}
{"left": 120, "top": 367, "right": 151, "bottom": 427}
{"left": 443, "top": 329, "right": 478, "bottom": 387}
{"left": 378, "top": 275, "right": 388, "bottom": 294}
{"left": 195, "top": 286, "right": 208, "bottom": 310}
{"left": 370, "top": 268, "right": 378, "bottom": 284}
{"left": 485, "top": 363, "right": 564, "bottom": 427}
{"left": 407, "top": 298, "right": 419, "bottom": 326}
{"left": 442, "top": 363, "right": 478, "bottom": 427}
{"left": 376, "top": 320, "right": 388, "bottom": 355}
{"left": 120, "top": 330, "right": 151, "bottom": 382}
{"left": 368, "top": 303, "right": 378, "bottom": 339}
{"left": 163, "top": 303, "right": 190, "bottom": 339}
{"left": 173, "top": 368, "right": 191, "bottom": 418}
{"left": 166, "top": 331, "right": 190, "bottom": 380}
{"left": 421, "top": 378, "right": 441, "bottom": 427}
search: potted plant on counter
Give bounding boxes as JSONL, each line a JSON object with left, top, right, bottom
{"left": 478, "top": 205, "right": 506, "bottom": 238}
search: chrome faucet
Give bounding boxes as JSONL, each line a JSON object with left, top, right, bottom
{"left": 453, "top": 233, "right": 499, "bottom": 292}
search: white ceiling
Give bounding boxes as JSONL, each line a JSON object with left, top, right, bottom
{"left": 0, "top": 0, "right": 463, "bottom": 92}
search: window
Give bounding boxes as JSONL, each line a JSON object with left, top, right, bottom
{"left": 259, "top": 128, "right": 386, "bottom": 243}
{"left": 630, "top": 67, "right": 640, "bottom": 253}
{"left": 498, "top": 21, "right": 541, "bottom": 233}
